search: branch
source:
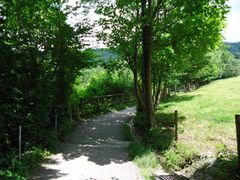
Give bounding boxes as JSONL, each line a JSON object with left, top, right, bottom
{"left": 152, "top": 0, "right": 166, "bottom": 18}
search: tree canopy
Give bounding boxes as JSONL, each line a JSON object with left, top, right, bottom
{"left": 96, "top": 0, "right": 229, "bottom": 126}
{"left": 0, "top": 0, "right": 91, "bottom": 155}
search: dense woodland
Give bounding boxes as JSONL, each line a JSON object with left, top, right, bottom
{"left": 0, "top": 0, "right": 92, "bottom": 163}
{"left": 0, "top": 0, "right": 240, "bottom": 178}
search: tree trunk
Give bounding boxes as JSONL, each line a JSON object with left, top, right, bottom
{"left": 141, "top": 0, "right": 155, "bottom": 127}
{"left": 133, "top": 47, "right": 146, "bottom": 112}
{"left": 161, "top": 82, "right": 167, "bottom": 99}
{"left": 154, "top": 77, "right": 162, "bottom": 110}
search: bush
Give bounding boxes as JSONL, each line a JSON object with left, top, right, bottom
{"left": 42, "top": 131, "right": 58, "bottom": 151}
{"left": 164, "top": 149, "right": 183, "bottom": 170}
{"left": 122, "top": 123, "right": 133, "bottom": 141}
{"left": 72, "top": 67, "right": 133, "bottom": 100}
{"left": 134, "top": 150, "right": 159, "bottom": 169}
{"left": 164, "top": 143, "right": 199, "bottom": 170}
{"left": 133, "top": 113, "right": 150, "bottom": 131}
{"left": 147, "top": 127, "right": 174, "bottom": 151}
{"left": 0, "top": 169, "right": 26, "bottom": 180}
{"left": 215, "top": 143, "right": 232, "bottom": 159}
{"left": 0, "top": 147, "right": 51, "bottom": 179}
{"left": 129, "top": 140, "right": 148, "bottom": 159}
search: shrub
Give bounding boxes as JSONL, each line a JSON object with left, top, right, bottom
{"left": 128, "top": 139, "right": 160, "bottom": 180}
{"left": 42, "top": 131, "right": 58, "bottom": 151}
{"left": 164, "top": 149, "right": 184, "bottom": 170}
{"left": 122, "top": 123, "right": 133, "bottom": 141}
{"left": 164, "top": 143, "right": 199, "bottom": 170}
{"left": 134, "top": 150, "right": 159, "bottom": 169}
{"left": 133, "top": 113, "right": 150, "bottom": 131}
{"left": 73, "top": 67, "right": 133, "bottom": 99}
{"left": 147, "top": 127, "right": 174, "bottom": 151}
{"left": 215, "top": 143, "right": 232, "bottom": 159}
{"left": 0, "top": 147, "right": 51, "bottom": 179}
{"left": 129, "top": 140, "right": 148, "bottom": 159}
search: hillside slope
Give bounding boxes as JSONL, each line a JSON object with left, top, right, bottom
{"left": 226, "top": 42, "right": 240, "bottom": 59}
{"left": 157, "top": 77, "right": 240, "bottom": 154}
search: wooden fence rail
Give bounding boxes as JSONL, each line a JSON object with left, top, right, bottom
{"left": 15, "top": 93, "right": 134, "bottom": 159}
{"left": 78, "top": 93, "right": 134, "bottom": 117}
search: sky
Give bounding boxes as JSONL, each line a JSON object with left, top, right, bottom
{"left": 66, "top": 0, "right": 240, "bottom": 46}
{"left": 223, "top": 0, "right": 240, "bottom": 42}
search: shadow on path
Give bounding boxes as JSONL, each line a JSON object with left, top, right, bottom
{"left": 33, "top": 107, "right": 143, "bottom": 180}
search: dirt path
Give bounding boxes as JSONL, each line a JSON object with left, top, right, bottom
{"left": 33, "top": 107, "right": 144, "bottom": 180}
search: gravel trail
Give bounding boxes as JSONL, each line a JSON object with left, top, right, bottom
{"left": 33, "top": 107, "right": 144, "bottom": 180}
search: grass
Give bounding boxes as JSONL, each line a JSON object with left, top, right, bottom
{"left": 122, "top": 121, "right": 161, "bottom": 180}
{"left": 129, "top": 140, "right": 160, "bottom": 180}
{"left": 163, "top": 143, "right": 199, "bottom": 170}
{"left": 129, "top": 77, "right": 240, "bottom": 177}
{"left": 157, "top": 77, "right": 240, "bottom": 154}
{"left": 125, "top": 114, "right": 199, "bottom": 178}
{"left": 155, "top": 77, "right": 240, "bottom": 177}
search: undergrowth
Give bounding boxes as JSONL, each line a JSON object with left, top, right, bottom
{"left": 123, "top": 120, "right": 161, "bottom": 180}
{"left": 126, "top": 112, "right": 200, "bottom": 178}
{"left": 0, "top": 147, "right": 51, "bottom": 179}
{"left": 129, "top": 139, "right": 160, "bottom": 180}
{"left": 163, "top": 143, "right": 199, "bottom": 170}
{"left": 129, "top": 77, "right": 240, "bottom": 178}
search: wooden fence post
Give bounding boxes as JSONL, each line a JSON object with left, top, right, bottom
{"left": 55, "top": 112, "right": 58, "bottom": 134}
{"left": 79, "top": 100, "right": 83, "bottom": 118}
{"left": 236, "top": 114, "right": 240, "bottom": 171}
{"left": 175, "top": 110, "right": 178, "bottom": 141}
{"left": 96, "top": 97, "right": 99, "bottom": 113}
{"left": 70, "top": 108, "right": 72, "bottom": 122}
{"left": 18, "top": 125, "right": 22, "bottom": 159}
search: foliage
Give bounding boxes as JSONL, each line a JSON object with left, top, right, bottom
{"left": 226, "top": 42, "right": 240, "bottom": 58}
{"left": 192, "top": 45, "right": 240, "bottom": 84}
{"left": 94, "top": 49, "right": 118, "bottom": 65}
{"left": 194, "top": 143, "right": 240, "bottom": 179}
{"left": 122, "top": 123, "right": 133, "bottom": 141}
{"left": 0, "top": 147, "right": 51, "bottom": 179}
{"left": 96, "top": 0, "right": 229, "bottom": 126}
{"left": 122, "top": 119, "right": 160, "bottom": 179}
{"left": 163, "top": 143, "right": 199, "bottom": 170}
{"left": 0, "top": 0, "right": 92, "bottom": 177}
{"left": 133, "top": 112, "right": 150, "bottom": 131}
{"left": 215, "top": 143, "right": 235, "bottom": 159}
{"left": 134, "top": 150, "right": 160, "bottom": 180}
{"left": 72, "top": 66, "right": 133, "bottom": 101}
{"left": 147, "top": 127, "right": 174, "bottom": 151}
{"left": 131, "top": 77, "right": 240, "bottom": 173}
{"left": 128, "top": 140, "right": 160, "bottom": 180}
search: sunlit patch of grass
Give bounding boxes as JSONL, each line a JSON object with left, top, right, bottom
{"left": 129, "top": 140, "right": 160, "bottom": 180}
{"left": 134, "top": 150, "right": 160, "bottom": 180}
{"left": 163, "top": 143, "right": 199, "bottom": 170}
{"left": 123, "top": 122, "right": 160, "bottom": 180}
{"left": 157, "top": 77, "right": 240, "bottom": 154}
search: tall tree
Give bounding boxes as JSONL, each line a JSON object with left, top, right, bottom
{"left": 97, "top": 0, "right": 228, "bottom": 127}
{"left": 0, "top": 0, "right": 91, "bottom": 154}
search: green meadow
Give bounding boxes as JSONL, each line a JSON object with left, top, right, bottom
{"left": 157, "top": 77, "right": 240, "bottom": 154}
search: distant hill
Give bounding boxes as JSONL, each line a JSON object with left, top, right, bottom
{"left": 93, "top": 49, "right": 118, "bottom": 64}
{"left": 225, "top": 42, "right": 240, "bottom": 59}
